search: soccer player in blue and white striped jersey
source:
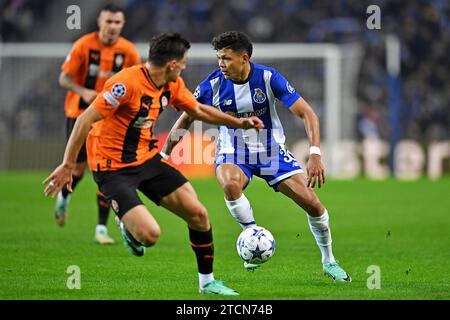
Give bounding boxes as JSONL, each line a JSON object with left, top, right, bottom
{"left": 162, "top": 31, "right": 351, "bottom": 282}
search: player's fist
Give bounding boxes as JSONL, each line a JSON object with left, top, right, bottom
{"left": 241, "top": 116, "right": 264, "bottom": 130}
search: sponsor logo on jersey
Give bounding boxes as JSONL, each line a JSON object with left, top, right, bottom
{"left": 253, "top": 88, "right": 266, "bottom": 103}
{"left": 133, "top": 116, "right": 152, "bottom": 129}
{"left": 236, "top": 107, "right": 267, "bottom": 118}
{"left": 223, "top": 99, "right": 233, "bottom": 106}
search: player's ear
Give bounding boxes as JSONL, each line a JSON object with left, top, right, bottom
{"left": 167, "top": 60, "right": 177, "bottom": 71}
{"left": 241, "top": 52, "right": 250, "bottom": 65}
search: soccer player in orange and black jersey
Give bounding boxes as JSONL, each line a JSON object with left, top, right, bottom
{"left": 55, "top": 4, "right": 141, "bottom": 245}
{"left": 44, "top": 33, "right": 264, "bottom": 295}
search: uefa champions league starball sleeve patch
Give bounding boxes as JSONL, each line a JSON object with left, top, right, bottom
{"left": 111, "top": 83, "right": 127, "bottom": 99}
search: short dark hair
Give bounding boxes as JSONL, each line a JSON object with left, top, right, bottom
{"left": 100, "top": 4, "right": 124, "bottom": 14}
{"left": 211, "top": 31, "right": 253, "bottom": 58}
{"left": 148, "top": 33, "right": 191, "bottom": 67}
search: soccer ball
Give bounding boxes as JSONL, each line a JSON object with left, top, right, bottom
{"left": 236, "top": 226, "right": 275, "bottom": 264}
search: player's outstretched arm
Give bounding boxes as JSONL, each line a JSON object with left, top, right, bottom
{"left": 289, "top": 97, "right": 325, "bottom": 188}
{"left": 186, "top": 103, "right": 264, "bottom": 130}
{"left": 43, "top": 106, "right": 103, "bottom": 198}
{"left": 160, "top": 112, "right": 195, "bottom": 159}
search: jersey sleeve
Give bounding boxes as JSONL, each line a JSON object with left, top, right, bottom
{"left": 193, "top": 80, "right": 213, "bottom": 106}
{"left": 61, "top": 39, "right": 85, "bottom": 76}
{"left": 269, "top": 69, "right": 301, "bottom": 108}
{"left": 170, "top": 77, "right": 198, "bottom": 112}
{"left": 91, "top": 74, "right": 134, "bottom": 118}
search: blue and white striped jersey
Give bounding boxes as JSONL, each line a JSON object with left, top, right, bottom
{"left": 194, "top": 62, "right": 301, "bottom": 156}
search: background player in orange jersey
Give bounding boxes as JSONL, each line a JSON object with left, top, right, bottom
{"left": 56, "top": 4, "right": 141, "bottom": 244}
{"left": 44, "top": 33, "right": 263, "bottom": 295}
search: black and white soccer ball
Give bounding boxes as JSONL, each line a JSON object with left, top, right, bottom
{"left": 236, "top": 226, "right": 275, "bottom": 264}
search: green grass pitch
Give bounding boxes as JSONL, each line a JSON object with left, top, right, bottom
{"left": 0, "top": 172, "right": 449, "bottom": 300}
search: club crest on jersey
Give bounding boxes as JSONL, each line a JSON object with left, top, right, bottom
{"left": 253, "top": 88, "right": 266, "bottom": 103}
{"left": 111, "top": 200, "right": 119, "bottom": 214}
{"left": 111, "top": 83, "right": 126, "bottom": 99}
{"left": 286, "top": 82, "right": 295, "bottom": 94}
{"left": 114, "top": 54, "right": 124, "bottom": 69}
{"left": 161, "top": 96, "right": 169, "bottom": 108}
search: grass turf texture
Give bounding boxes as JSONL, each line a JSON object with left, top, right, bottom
{"left": 0, "top": 172, "right": 449, "bottom": 300}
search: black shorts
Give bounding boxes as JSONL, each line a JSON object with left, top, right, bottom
{"left": 92, "top": 154, "right": 188, "bottom": 218}
{"left": 66, "top": 117, "right": 87, "bottom": 163}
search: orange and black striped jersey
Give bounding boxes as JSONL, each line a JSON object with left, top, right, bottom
{"left": 61, "top": 32, "right": 141, "bottom": 118}
{"left": 87, "top": 64, "right": 198, "bottom": 172}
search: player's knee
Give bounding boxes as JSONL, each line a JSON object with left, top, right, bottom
{"left": 139, "top": 225, "right": 161, "bottom": 247}
{"left": 305, "top": 196, "right": 324, "bottom": 217}
{"left": 189, "top": 205, "right": 209, "bottom": 230}
{"left": 223, "top": 179, "right": 243, "bottom": 200}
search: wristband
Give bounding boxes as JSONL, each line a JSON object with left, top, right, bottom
{"left": 309, "top": 146, "right": 321, "bottom": 156}
{"left": 160, "top": 151, "right": 170, "bottom": 160}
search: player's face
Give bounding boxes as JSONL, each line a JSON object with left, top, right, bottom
{"left": 216, "top": 48, "right": 249, "bottom": 82}
{"left": 167, "top": 53, "right": 188, "bottom": 82}
{"left": 98, "top": 11, "right": 125, "bottom": 45}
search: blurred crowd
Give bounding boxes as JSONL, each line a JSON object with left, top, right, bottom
{"left": 0, "top": 0, "right": 50, "bottom": 41}
{"left": 1, "top": 0, "right": 449, "bottom": 143}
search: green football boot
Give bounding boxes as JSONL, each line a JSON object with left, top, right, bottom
{"left": 115, "top": 217, "right": 145, "bottom": 257}
{"left": 54, "top": 192, "right": 70, "bottom": 227}
{"left": 244, "top": 262, "right": 261, "bottom": 271}
{"left": 200, "top": 280, "right": 239, "bottom": 296}
{"left": 323, "top": 261, "right": 352, "bottom": 282}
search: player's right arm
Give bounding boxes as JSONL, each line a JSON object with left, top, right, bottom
{"left": 160, "top": 111, "right": 194, "bottom": 158}
{"left": 59, "top": 71, "right": 98, "bottom": 104}
{"left": 43, "top": 105, "right": 103, "bottom": 198}
{"left": 161, "top": 103, "right": 264, "bottom": 160}
{"left": 60, "top": 38, "right": 97, "bottom": 104}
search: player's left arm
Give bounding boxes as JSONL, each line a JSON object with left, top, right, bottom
{"left": 289, "top": 97, "right": 325, "bottom": 188}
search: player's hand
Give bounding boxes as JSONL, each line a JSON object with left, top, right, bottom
{"left": 241, "top": 116, "right": 264, "bottom": 130}
{"left": 43, "top": 163, "right": 74, "bottom": 198}
{"left": 306, "top": 154, "right": 325, "bottom": 188}
{"left": 80, "top": 89, "right": 98, "bottom": 104}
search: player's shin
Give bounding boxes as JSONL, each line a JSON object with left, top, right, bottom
{"left": 97, "top": 191, "right": 111, "bottom": 226}
{"left": 189, "top": 227, "right": 214, "bottom": 288}
{"left": 307, "top": 209, "right": 336, "bottom": 264}
{"left": 225, "top": 194, "right": 256, "bottom": 230}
